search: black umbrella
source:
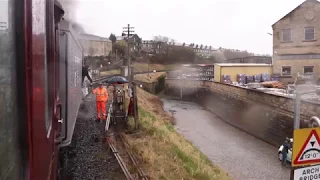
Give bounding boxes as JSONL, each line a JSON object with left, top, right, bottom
{"left": 105, "top": 76, "right": 128, "bottom": 84}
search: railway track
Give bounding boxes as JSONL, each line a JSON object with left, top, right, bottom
{"left": 119, "top": 133, "right": 148, "bottom": 180}
{"left": 107, "top": 131, "right": 149, "bottom": 180}
{"left": 103, "top": 89, "right": 148, "bottom": 180}
{"left": 88, "top": 70, "right": 169, "bottom": 179}
{"left": 109, "top": 141, "right": 133, "bottom": 180}
{"left": 104, "top": 101, "right": 148, "bottom": 180}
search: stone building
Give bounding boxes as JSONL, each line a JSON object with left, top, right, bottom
{"left": 78, "top": 33, "right": 112, "bottom": 57}
{"left": 193, "top": 47, "right": 216, "bottom": 58}
{"left": 141, "top": 40, "right": 167, "bottom": 54}
{"left": 272, "top": 0, "right": 320, "bottom": 84}
{"left": 116, "top": 34, "right": 142, "bottom": 53}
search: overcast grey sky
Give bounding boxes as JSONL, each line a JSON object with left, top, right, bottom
{"left": 67, "top": 0, "right": 306, "bottom": 54}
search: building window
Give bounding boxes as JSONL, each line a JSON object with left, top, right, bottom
{"left": 304, "top": 66, "right": 314, "bottom": 75}
{"left": 282, "top": 28, "right": 292, "bottom": 42}
{"left": 305, "top": 27, "right": 315, "bottom": 40}
{"left": 281, "top": 66, "right": 291, "bottom": 76}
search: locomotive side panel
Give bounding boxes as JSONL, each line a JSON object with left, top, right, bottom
{"left": 58, "top": 30, "right": 68, "bottom": 144}
{"left": 59, "top": 19, "right": 83, "bottom": 147}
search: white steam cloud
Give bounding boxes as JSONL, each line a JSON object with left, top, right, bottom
{"left": 58, "top": 0, "right": 86, "bottom": 34}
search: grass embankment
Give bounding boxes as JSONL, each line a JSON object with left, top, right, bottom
{"left": 124, "top": 88, "right": 230, "bottom": 180}
{"left": 99, "top": 69, "right": 120, "bottom": 76}
{"left": 134, "top": 72, "right": 167, "bottom": 83}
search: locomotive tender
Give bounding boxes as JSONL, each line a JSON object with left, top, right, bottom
{"left": 0, "top": 0, "right": 83, "bottom": 179}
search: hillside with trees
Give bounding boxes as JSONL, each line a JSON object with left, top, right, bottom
{"left": 140, "top": 36, "right": 261, "bottom": 65}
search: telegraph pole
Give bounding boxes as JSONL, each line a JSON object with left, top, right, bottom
{"left": 123, "top": 24, "right": 140, "bottom": 129}
{"left": 122, "top": 24, "right": 135, "bottom": 84}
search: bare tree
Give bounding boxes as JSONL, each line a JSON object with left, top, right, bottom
{"left": 151, "top": 46, "right": 196, "bottom": 64}
{"left": 109, "top": 33, "right": 117, "bottom": 53}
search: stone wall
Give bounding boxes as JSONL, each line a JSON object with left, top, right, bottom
{"left": 165, "top": 79, "right": 320, "bottom": 146}
{"left": 134, "top": 80, "right": 157, "bottom": 94}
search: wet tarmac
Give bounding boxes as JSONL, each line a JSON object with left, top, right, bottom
{"left": 162, "top": 99, "right": 290, "bottom": 180}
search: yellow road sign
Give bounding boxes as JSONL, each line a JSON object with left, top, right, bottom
{"left": 292, "top": 128, "right": 320, "bottom": 167}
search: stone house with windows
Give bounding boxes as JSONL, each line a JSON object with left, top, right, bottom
{"left": 141, "top": 40, "right": 167, "bottom": 54}
{"left": 272, "top": 0, "right": 320, "bottom": 84}
{"left": 116, "top": 34, "right": 142, "bottom": 53}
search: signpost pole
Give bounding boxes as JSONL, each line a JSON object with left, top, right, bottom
{"left": 294, "top": 92, "right": 301, "bottom": 129}
{"left": 291, "top": 92, "right": 301, "bottom": 180}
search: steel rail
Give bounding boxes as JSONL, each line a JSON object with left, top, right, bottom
{"left": 109, "top": 142, "right": 133, "bottom": 180}
{"left": 119, "top": 134, "right": 149, "bottom": 180}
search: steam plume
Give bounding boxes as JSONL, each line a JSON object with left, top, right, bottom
{"left": 58, "top": 0, "right": 86, "bottom": 34}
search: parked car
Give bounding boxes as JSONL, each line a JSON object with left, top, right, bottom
{"left": 278, "top": 138, "right": 293, "bottom": 163}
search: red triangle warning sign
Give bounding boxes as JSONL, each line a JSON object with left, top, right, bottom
{"left": 294, "top": 129, "right": 320, "bottom": 165}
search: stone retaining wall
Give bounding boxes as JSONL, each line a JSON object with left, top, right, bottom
{"left": 165, "top": 79, "right": 320, "bottom": 146}
{"left": 134, "top": 80, "right": 157, "bottom": 94}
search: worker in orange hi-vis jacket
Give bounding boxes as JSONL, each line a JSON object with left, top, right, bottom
{"left": 92, "top": 83, "right": 109, "bottom": 122}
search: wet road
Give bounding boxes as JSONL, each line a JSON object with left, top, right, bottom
{"left": 162, "top": 99, "right": 290, "bottom": 180}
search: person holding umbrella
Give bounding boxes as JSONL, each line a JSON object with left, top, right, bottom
{"left": 92, "top": 83, "right": 108, "bottom": 122}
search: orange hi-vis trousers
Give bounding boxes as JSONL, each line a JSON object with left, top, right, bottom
{"left": 96, "top": 101, "right": 106, "bottom": 120}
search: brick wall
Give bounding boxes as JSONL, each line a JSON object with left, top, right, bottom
{"left": 165, "top": 79, "right": 320, "bottom": 146}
